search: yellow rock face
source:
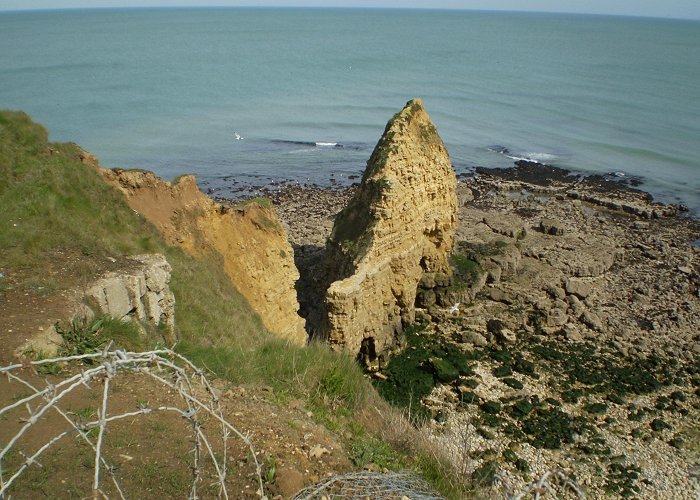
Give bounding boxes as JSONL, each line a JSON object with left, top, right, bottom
{"left": 322, "top": 99, "right": 457, "bottom": 361}
{"left": 101, "top": 168, "right": 307, "bottom": 346}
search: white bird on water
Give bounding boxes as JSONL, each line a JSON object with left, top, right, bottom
{"left": 234, "top": 132, "right": 243, "bottom": 140}
{"left": 449, "top": 303, "right": 460, "bottom": 315}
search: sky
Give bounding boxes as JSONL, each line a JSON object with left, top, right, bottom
{"left": 1, "top": 0, "right": 699, "bottom": 20}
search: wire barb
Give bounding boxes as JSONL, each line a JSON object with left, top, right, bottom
{"left": 0, "top": 348, "right": 264, "bottom": 498}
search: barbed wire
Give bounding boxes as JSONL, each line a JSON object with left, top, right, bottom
{"left": 291, "top": 471, "right": 443, "bottom": 499}
{"left": 0, "top": 346, "right": 265, "bottom": 499}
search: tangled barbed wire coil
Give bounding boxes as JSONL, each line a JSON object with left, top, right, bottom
{"left": 0, "top": 346, "right": 264, "bottom": 499}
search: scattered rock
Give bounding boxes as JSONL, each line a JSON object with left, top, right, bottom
{"left": 565, "top": 278, "right": 592, "bottom": 299}
{"left": 274, "top": 139, "right": 700, "bottom": 500}
{"left": 488, "top": 287, "right": 513, "bottom": 304}
{"left": 582, "top": 310, "right": 604, "bottom": 332}
{"left": 546, "top": 285, "right": 566, "bottom": 300}
{"left": 459, "top": 330, "right": 488, "bottom": 347}
{"left": 276, "top": 468, "right": 306, "bottom": 498}
{"left": 539, "top": 218, "right": 566, "bottom": 235}
{"left": 546, "top": 308, "right": 569, "bottom": 327}
{"left": 308, "top": 445, "right": 330, "bottom": 460}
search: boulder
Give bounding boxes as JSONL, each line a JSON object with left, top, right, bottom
{"left": 321, "top": 99, "right": 457, "bottom": 361}
{"left": 539, "top": 218, "right": 566, "bottom": 235}
{"left": 582, "top": 310, "right": 605, "bottom": 332}
{"left": 488, "top": 287, "right": 513, "bottom": 305}
{"left": 85, "top": 254, "right": 176, "bottom": 344}
{"left": 19, "top": 254, "right": 178, "bottom": 357}
{"left": 565, "top": 278, "right": 592, "bottom": 299}
{"left": 546, "top": 285, "right": 567, "bottom": 301}
{"left": 459, "top": 329, "right": 489, "bottom": 347}
{"left": 546, "top": 308, "right": 569, "bottom": 327}
{"left": 276, "top": 468, "right": 306, "bottom": 498}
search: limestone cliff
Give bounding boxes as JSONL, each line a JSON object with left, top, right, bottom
{"left": 321, "top": 99, "right": 457, "bottom": 363}
{"left": 100, "top": 168, "right": 307, "bottom": 345}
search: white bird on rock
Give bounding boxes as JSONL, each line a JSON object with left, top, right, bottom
{"left": 449, "top": 303, "right": 460, "bottom": 315}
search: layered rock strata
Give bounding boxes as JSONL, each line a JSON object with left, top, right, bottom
{"left": 100, "top": 168, "right": 306, "bottom": 345}
{"left": 321, "top": 99, "right": 457, "bottom": 363}
{"left": 84, "top": 254, "right": 176, "bottom": 341}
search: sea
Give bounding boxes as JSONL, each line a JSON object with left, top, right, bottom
{"left": 1, "top": 7, "right": 699, "bottom": 213}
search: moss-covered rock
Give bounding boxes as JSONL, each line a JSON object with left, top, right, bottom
{"left": 477, "top": 427, "right": 495, "bottom": 440}
{"left": 462, "top": 378, "right": 480, "bottom": 389}
{"left": 509, "top": 398, "right": 534, "bottom": 418}
{"left": 650, "top": 418, "right": 671, "bottom": 432}
{"left": 521, "top": 407, "right": 589, "bottom": 449}
{"left": 430, "top": 357, "right": 460, "bottom": 383}
{"left": 669, "top": 436, "right": 684, "bottom": 449}
{"left": 502, "top": 377, "right": 524, "bottom": 389}
{"left": 493, "top": 365, "right": 513, "bottom": 378}
{"left": 459, "top": 391, "right": 478, "bottom": 405}
{"left": 584, "top": 402, "right": 608, "bottom": 415}
{"left": 472, "top": 460, "right": 498, "bottom": 486}
{"left": 480, "top": 401, "right": 502, "bottom": 415}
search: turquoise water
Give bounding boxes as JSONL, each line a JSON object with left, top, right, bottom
{"left": 1, "top": 8, "right": 699, "bottom": 211}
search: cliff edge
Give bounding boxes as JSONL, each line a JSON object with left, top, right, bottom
{"left": 101, "top": 168, "right": 307, "bottom": 345}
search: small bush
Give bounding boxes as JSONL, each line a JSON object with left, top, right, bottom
{"left": 57, "top": 316, "right": 146, "bottom": 361}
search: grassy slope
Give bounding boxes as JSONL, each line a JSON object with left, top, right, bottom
{"left": 0, "top": 111, "right": 470, "bottom": 498}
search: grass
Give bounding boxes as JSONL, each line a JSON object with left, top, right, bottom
{"left": 57, "top": 316, "right": 149, "bottom": 358}
{"left": 0, "top": 110, "right": 473, "bottom": 499}
{"left": 329, "top": 179, "right": 385, "bottom": 261}
{"left": 0, "top": 113, "right": 159, "bottom": 276}
{"left": 0, "top": 109, "right": 267, "bottom": 352}
{"left": 179, "top": 338, "right": 369, "bottom": 410}
{"left": 456, "top": 239, "right": 508, "bottom": 261}
{"left": 235, "top": 196, "right": 272, "bottom": 209}
{"left": 450, "top": 254, "right": 482, "bottom": 289}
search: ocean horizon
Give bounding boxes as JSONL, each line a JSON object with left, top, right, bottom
{"left": 1, "top": 7, "right": 699, "bottom": 213}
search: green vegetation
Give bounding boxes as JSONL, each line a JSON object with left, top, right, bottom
{"left": 450, "top": 254, "right": 482, "bottom": 289}
{"left": 372, "top": 324, "right": 473, "bottom": 421}
{"left": 349, "top": 435, "right": 403, "bottom": 470}
{"left": 448, "top": 240, "right": 509, "bottom": 291}
{"left": 56, "top": 316, "right": 147, "bottom": 359}
{"left": 329, "top": 178, "right": 390, "bottom": 260}
{"left": 233, "top": 196, "right": 278, "bottom": 230}
{"left": 235, "top": 196, "right": 272, "bottom": 209}
{"left": 0, "top": 112, "right": 162, "bottom": 292}
{"left": 0, "top": 109, "right": 266, "bottom": 373}
{"left": 456, "top": 239, "right": 508, "bottom": 261}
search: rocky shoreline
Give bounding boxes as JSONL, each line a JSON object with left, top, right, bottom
{"left": 247, "top": 160, "right": 700, "bottom": 498}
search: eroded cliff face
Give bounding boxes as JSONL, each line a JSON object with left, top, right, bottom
{"left": 321, "top": 99, "right": 457, "bottom": 363}
{"left": 100, "top": 168, "right": 307, "bottom": 345}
